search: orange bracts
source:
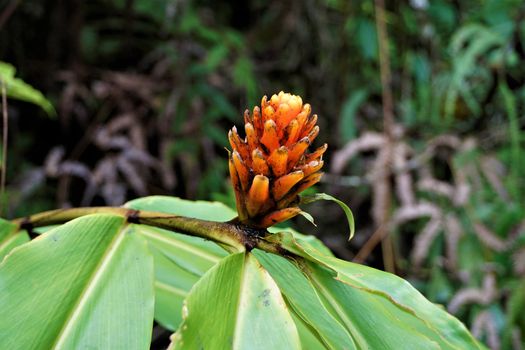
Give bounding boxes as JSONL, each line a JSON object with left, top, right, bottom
{"left": 228, "top": 91, "right": 327, "bottom": 228}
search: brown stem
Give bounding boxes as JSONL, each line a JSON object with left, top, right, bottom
{"left": 374, "top": 0, "right": 395, "bottom": 273}
{"left": 1, "top": 79, "right": 8, "bottom": 216}
{"left": 12, "top": 207, "right": 285, "bottom": 255}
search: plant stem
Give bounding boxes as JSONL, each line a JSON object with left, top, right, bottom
{"left": 12, "top": 207, "right": 285, "bottom": 255}
{"left": 374, "top": 0, "right": 396, "bottom": 273}
{"left": 1, "top": 79, "right": 7, "bottom": 216}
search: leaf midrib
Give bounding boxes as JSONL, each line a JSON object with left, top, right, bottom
{"left": 232, "top": 254, "right": 249, "bottom": 350}
{"left": 50, "top": 222, "right": 129, "bottom": 350}
{"left": 155, "top": 280, "right": 188, "bottom": 298}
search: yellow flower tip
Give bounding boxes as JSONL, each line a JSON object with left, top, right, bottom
{"left": 267, "top": 146, "right": 288, "bottom": 178}
{"left": 245, "top": 123, "right": 257, "bottom": 150}
{"left": 261, "top": 119, "right": 279, "bottom": 151}
{"left": 252, "top": 148, "right": 270, "bottom": 176}
{"left": 229, "top": 92, "right": 324, "bottom": 228}
{"left": 259, "top": 207, "right": 302, "bottom": 228}
{"left": 307, "top": 125, "right": 320, "bottom": 143}
{"left": 272, "top": 170, "right": 304, "bottom": 201}
{"left": 247, "top": 175, "right": 270, "bottom": 217}
{"left": 302, "top": 103, "right": 311, "bottom": 115}
{"left": 263, "top": 105, "right": 275, "bottom": 121}
{"left": 288, "top": 137, "right": 310, "bottom": 167}
{"left": 301, "top": 160, "right": 324, "bottom": 177}
{"left": 232, "top": 151, "right": 250, "bottom": 191}
{"left": 307, "top": 143, "right": 328, "bottom": 162}
{"left": 297, "top": 172, "right": 323, "bottom": 193}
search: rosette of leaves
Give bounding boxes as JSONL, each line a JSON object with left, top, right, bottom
{"left": 0, "top": 93, "right": 483, "bottom": 349}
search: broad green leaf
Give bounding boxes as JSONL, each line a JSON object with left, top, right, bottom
{"left": 253, "top": 249, "right": 356, "bottom": 350}
{"left": 306, "top": 262, "right": 441, "bottom": 349}
{"left": 169, "top": 253, "right": 301, "bottom": 350}
{"left": 125, "top": 196, "right": 325, "bottom": 331}
{"left": 291, "top": 311, "right": 327, "bottom": 350}
{"left": 125, "top": 196, "right": 231, "bottom": 330}
{"left": 136, "top": 225, "right": 226, "bottom": 330}
{"left": 0, "top": 61, "right": 56, "bottom": 116}
{"left": 0, "top": 214, "right": 154, "bottom": 350}
{"left": 267, "top": 231, "right": 482, "bottom": 349}
{"left": 0, "top": 218, "right": 29, "bottom": 261}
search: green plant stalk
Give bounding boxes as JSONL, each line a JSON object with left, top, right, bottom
{"left": 12, "top": 207, "right": 284, "bottom": 255}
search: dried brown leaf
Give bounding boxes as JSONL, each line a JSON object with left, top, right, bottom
{"left": 411, "top": 218, "right": 442, "bottom": 267}
{"left": 448, "top": 274, "right": 497, "bottom": 313}
{"left": 331, "top": 132, "right": 385, "bottom": 174}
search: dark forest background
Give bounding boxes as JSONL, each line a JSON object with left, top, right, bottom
{"left": 1, "top": 1, "right": 525, "bottom": 348}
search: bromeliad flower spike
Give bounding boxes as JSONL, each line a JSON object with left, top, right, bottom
{"left": 228, "top": 92, "right": 328, "bottom": 229}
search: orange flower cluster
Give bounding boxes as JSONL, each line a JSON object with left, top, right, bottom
{"left": 229, "top": 92, "right": 327, "bottom": 228}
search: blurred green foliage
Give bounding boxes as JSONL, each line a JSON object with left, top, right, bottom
{"left": 0, "top": 61, "right": 55, "bottom": 115}
{"left": 0, "top": 0, "right": 524, "bottom": 348}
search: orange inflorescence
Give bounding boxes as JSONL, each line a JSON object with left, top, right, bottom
{"left": 228, "top": 91, "right": 327, "bottom": 228}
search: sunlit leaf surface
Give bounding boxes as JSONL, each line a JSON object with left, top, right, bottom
{"left": 169, "top": 253, "right": 301, "bottom": 350}
{"left": 125, "top": 196, "right": 231, "bottom": 330}
{"left": 0, "top": 214, "right": 154, "bottom": 350}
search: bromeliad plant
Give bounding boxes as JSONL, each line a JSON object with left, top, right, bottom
{"left": 0, "top": 92, "right": 483, "bottom": 349}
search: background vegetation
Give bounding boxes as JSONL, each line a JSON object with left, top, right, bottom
{"left": 1, "top": 0, "right": 524, "bottom": 348}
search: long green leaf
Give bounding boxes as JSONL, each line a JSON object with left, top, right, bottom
{"left": 253, "top": 249, "right": 356, "bottom": 350}
{"left": 125, "top": 196, "right": 333, "bottom": 332}
{"left": 0, "top": 214, "right": 154, "bottom": 350}
{"left": 125, "top": 196, "right": 231, "bottom": 330}
{"left": 267, "top": 231, "right": 483, "bottom": 349}
{"left": 290, "top": 311, "right": 328, "bottom": 350}
{"left": 136, "top": 225, "right": 226, "bottom": 330}
{"left": 169, "top": 252, "right": 301, "bottom": 350}
{"left": 306, "top": 262, "right": 441, "bottom": 349}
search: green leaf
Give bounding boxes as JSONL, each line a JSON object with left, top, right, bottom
{"left": 125, "top": 196, "right": 232, "bottom": 330}
{"left": 306, "top": 262, "right": 442, "bottom": 349}
{"left": 0, "top": 214, "right": 154, "bottom": 350}
{"left": 169, "top": 253, "right": 301, "bottom": 350}
{"left": 135, "top": 225, "right": 226, "bottom": 330}
{"left": 254, "top": 249, "right": 356, "bottom": 350}
{"left": 300, "top": 193, "right": 355, "bottom": 240}
{"left": 0, "top": 218, "right": 29, "bottom": 261}
{"left": 125, "top": 196, "right": 330, "bottom": 333}
{"left": 0, "top": 61, "right": 56, "bottom": 116}
{"left": 290, "top": 311, "right": 328, "bottom": 350}
{"left": 266, "top": 231, "right": 483, "bottom": 349}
